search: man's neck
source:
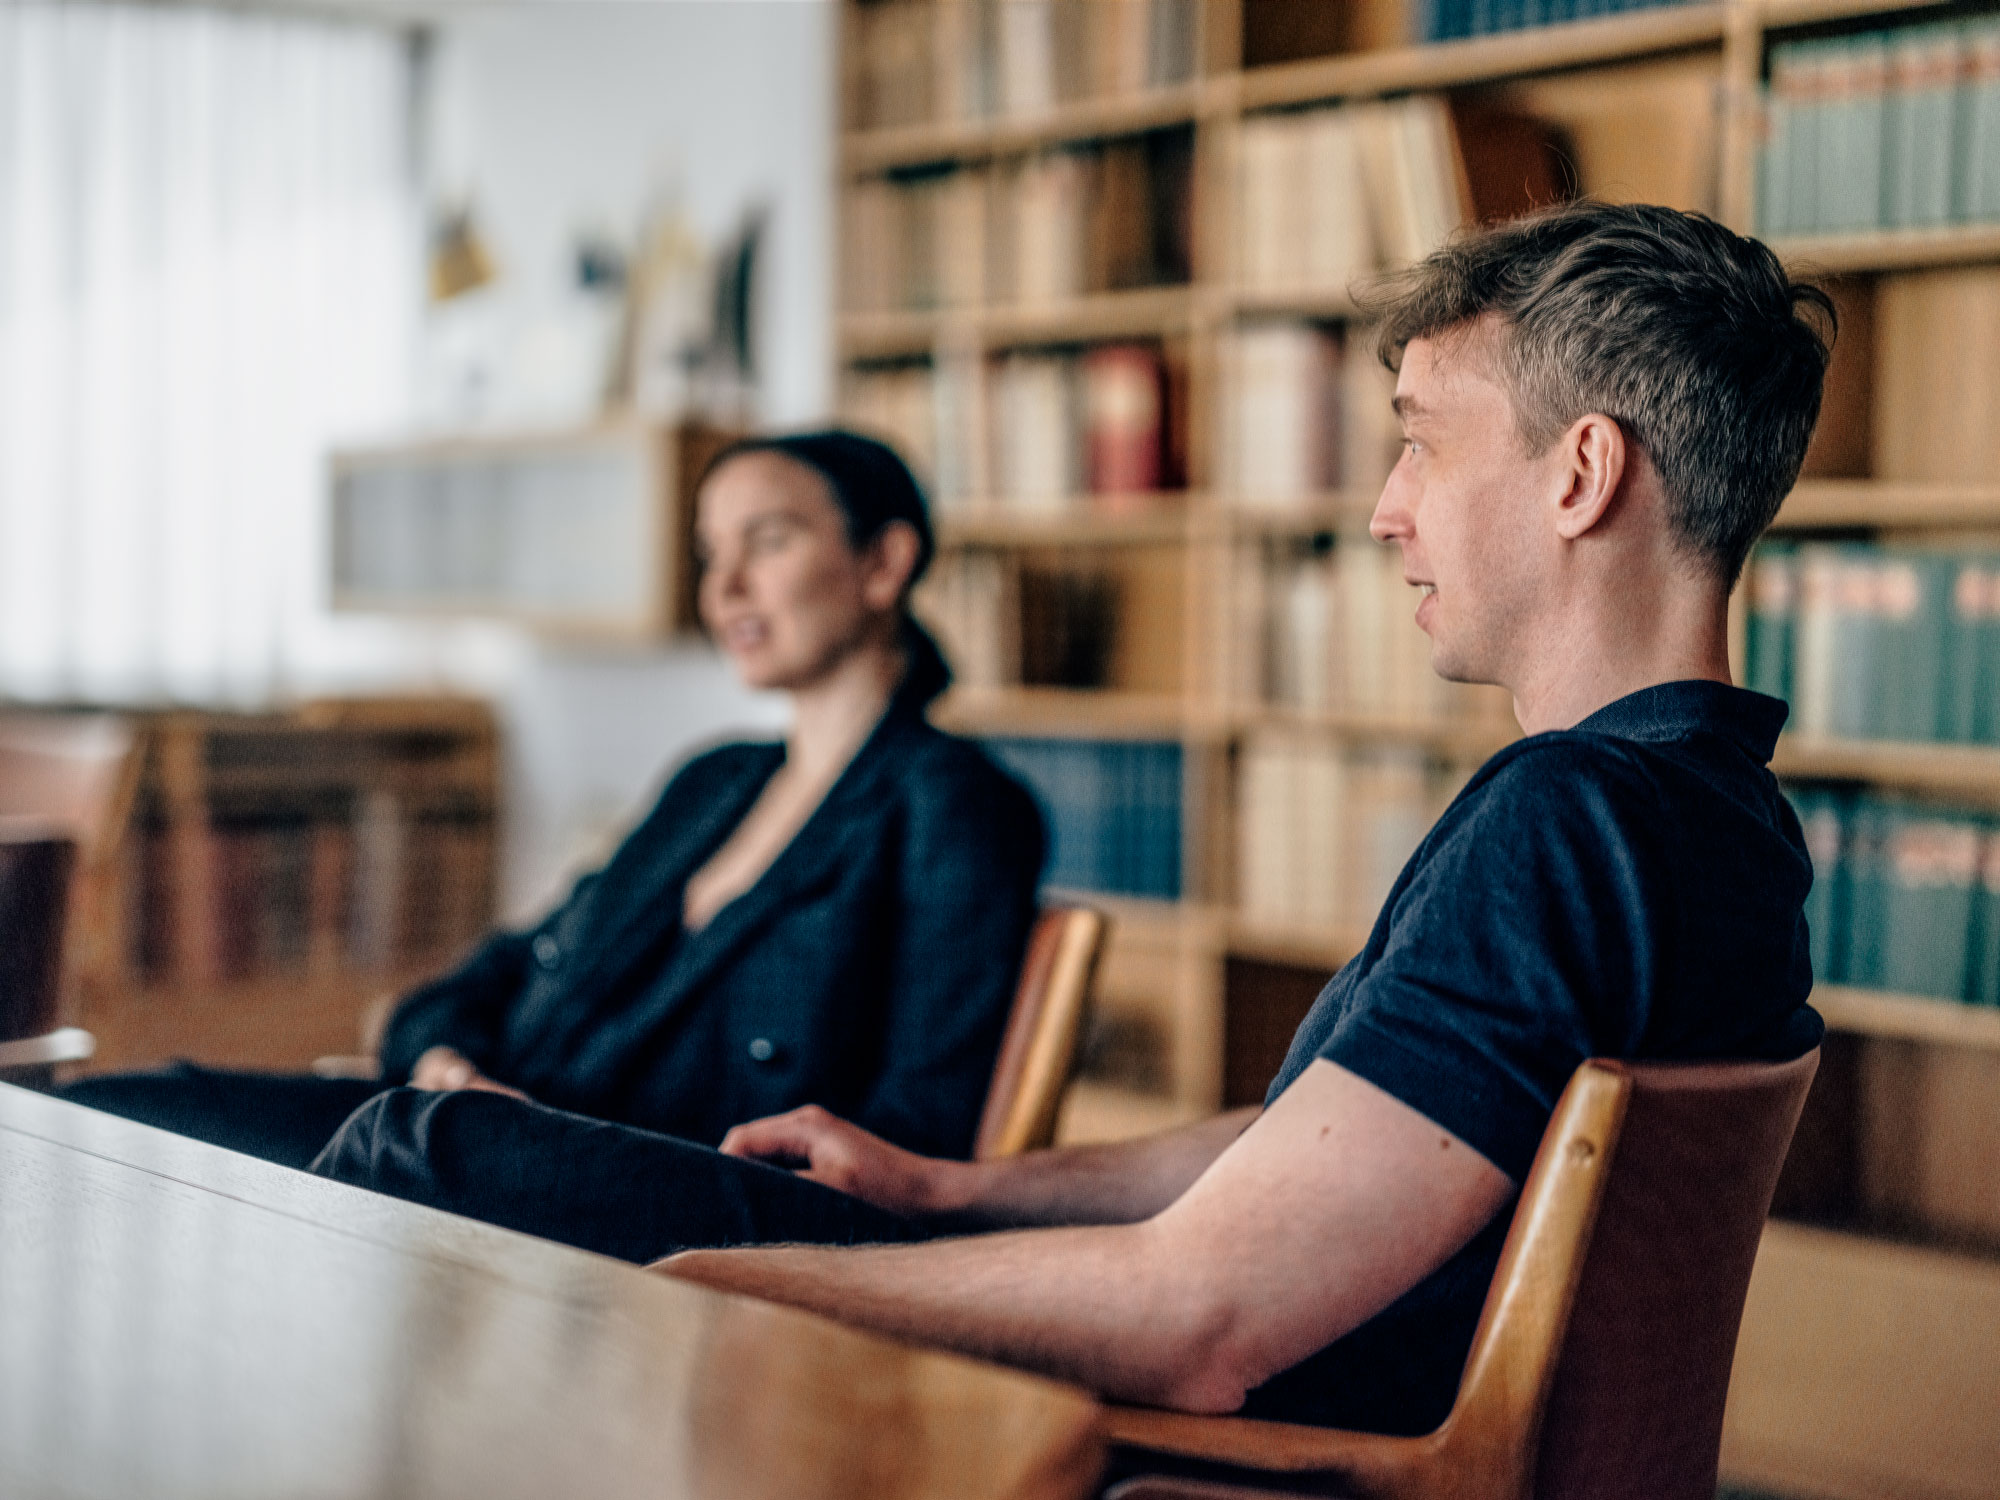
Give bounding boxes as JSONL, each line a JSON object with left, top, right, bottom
{"left": 1507, "top": 580, "right": 1734, "bottom": 735}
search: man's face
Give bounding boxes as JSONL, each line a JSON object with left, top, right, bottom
{"left": 1368, "top": 328, "right": 1556, "bottom": 689}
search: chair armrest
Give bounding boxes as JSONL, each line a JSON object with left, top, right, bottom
{"left": 0, "top": 1027, "right": 95, "bottom": 1073}
{"left": 310, "top": 1054, "right": 382, "bottom": 1081}
{"left": 1107, "top": 1406, "right": 1436, "bottom": 1499}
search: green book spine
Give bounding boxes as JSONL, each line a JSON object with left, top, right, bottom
{"left": 1878, "top": 813, "right": 1979, "bottom": 1000}
{"left": 1943, "top": 556, "right": 1984, "bottom": 741}
{"left": 1875, "top": 550, "right": 1924, "bottom": 740}
{"left": 1981, "top": 558, "right": 2000, "bottom": 742}
{"left": 1828, "top": 546, "right": 1882, "bottom": 740}
{"left": 1842, "top": 798, "right": 1888, "bottom": 989}
{"left": 1747, "top": 542, "right": 1797, "bottom": 704}
{"left": 1909, "top": 551, "right": 1953, "bottom": 741}
{"left": 1792, "top": 785, "right": 1847, "bottom": 985}
{"left": 1913, "top": 24, "right": 1961, "bottom": 225}
{"left": 1972, "top": 831, "right": 2000, "bottom": 1006}
{"left": 1885, "top": 27, "right": 1921, "bottom": 229}
{"left": 1959, "top": 21, "right": 2000, "bottom": 223}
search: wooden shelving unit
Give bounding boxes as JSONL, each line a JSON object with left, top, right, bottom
{"left": 843, "top": 80, "right": 1210, "bottom": 173}
{"left": 836, "top": 7, "right": 2000, "bottom": 1493}
{"left": 1775, "top": 478, "right": 2000, "bottom": 529}
{"left": 1238, "top": 3, "right": 1730, "bottom": 108}
{"left": 79, "top": 700, "right": 500, "bottom": 1076}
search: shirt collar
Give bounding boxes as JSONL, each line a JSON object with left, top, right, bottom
{"left": 1572, "top": 679, "right": 1789, "bottom": 761}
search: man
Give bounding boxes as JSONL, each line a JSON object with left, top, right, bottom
{"left": 315, "top": 201, "right": 1831, "bottom": 1437}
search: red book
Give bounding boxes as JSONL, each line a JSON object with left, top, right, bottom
{"left": 1083, "top": 344, "right": 1163, "bottom": 501}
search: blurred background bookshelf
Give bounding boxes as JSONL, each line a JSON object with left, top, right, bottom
{"left": 12, "top": 700, "right": 499, "bottom": 1078}
{"left": 838, "top": 1, "right": 2000, "bottom": 1494}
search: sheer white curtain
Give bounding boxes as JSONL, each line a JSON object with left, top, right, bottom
{"left": 0, "top": 2, "right": 422, "bottom": 705}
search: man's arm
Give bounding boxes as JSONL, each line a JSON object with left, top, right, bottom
{"left": 672, "top": 1060, "right": 1514, "bottom": 1413}
{"left": 718, "top": 1103, "right": 1259, "bottom": 1228}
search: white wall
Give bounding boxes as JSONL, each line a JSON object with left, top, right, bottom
{"left": 420, "top": 0, "right": 834, "bottom": 916}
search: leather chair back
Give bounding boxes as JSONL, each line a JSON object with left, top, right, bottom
{"left": 1105, "top": 1050, "right": 1821, "bottom": 1500}
{"left": 0, "top": 835, "right": 77, "bottom": 1043}
{"left": 973, "top": 905, "right": 1108, "bottom": 1161}
{"left": 1530, "top": 1054, "right": 1820, "bottom": 1500}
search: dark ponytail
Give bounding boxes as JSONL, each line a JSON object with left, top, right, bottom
{"left": 701, "top": 428, "right": 951, "bottom": 709}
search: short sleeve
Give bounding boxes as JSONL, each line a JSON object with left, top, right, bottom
{"left": 1313, "top": 742, "right": 1669, "bottom": 1182}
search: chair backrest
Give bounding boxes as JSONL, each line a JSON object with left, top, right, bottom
{"left": 1434, "top": 1050, "right": 1820, "bottom": 1500}
{"left": 0, "top": 834, "right": 78, "bottom": 1042}
{"left": 972, "top": 905, "right": 1109, "bottom": 1161}
{"left": 0, "top": 713, "right": 139, "bottom": 858}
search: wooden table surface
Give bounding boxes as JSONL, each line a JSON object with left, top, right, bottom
{"left": 0, "top": 1083, "right": 1105, "bottom": 1500}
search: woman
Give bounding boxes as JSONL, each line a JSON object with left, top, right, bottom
{"left": 63, "top": 431, "right": 1045, "bottom": 1169}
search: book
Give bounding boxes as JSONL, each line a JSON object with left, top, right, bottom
{"left": 1759, "top": 16, "right": 2000, "bottom": 238}
{"left": 1082, "top": 343, "right": 1165, "bottom": 497}
{"left": 1220, "top": 321, "right": 1343, "bottom": 506}
{"left": 1756, "top": 539, "right": 2000, "bottom": 746}
{"left": 1787, "top": 785, "right": 2000, "bottom": 1005}
{"left": 986, "top": 736, "right": 1182, "bottom": 899}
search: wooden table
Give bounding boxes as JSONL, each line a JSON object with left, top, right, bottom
{"left": 0, "top": 1083, "right": 1105, "bottom": 1500}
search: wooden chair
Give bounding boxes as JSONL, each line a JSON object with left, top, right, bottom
{"left": 0, "top": 833, "right": 94, "bottom": 1080}
{"left": 1105, "top": 1050, "right": 1821, "bottom": 1500}
{"left": 974, "top": 904, "right": 1109, "bottom": 1161}
{"left": 0, "top": 713, "right": 139, "bottom": 1080}
{"left": 317, "top": 903, "right": 1110, "bottom": 1156}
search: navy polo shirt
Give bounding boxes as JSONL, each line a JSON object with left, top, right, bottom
{"left": 1247, "top": 679, "right": 1823, "bottom": 1434}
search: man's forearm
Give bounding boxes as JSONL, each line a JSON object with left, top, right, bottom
{"left": 663, "top": 1223, "right": 1248, "bottom": 1413}
{"left": 933, "top": 1107, "right": 1259, "bottom": 1228}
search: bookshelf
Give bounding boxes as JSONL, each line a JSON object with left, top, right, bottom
{"left": 836, "top": 5, "right": 2000, "bottom": 1494}
{"left": 79, "top": 700, "right": 500, "bottom": 1076}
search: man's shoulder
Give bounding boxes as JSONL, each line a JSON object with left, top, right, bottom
{"left": 1450, "top": 730, "right": 1666, "bottom": 835}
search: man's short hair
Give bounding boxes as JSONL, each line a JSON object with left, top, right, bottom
{"left": 1365, "top": 201, "right": 1835, "bottom": 586}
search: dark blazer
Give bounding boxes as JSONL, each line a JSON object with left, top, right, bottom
{"left": 378, "top": 701, "right": 1046, "bottom": 1159}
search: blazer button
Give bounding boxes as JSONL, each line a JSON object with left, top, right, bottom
{"left": 747, "top": 1037, "right": 777, "bottom": 1063}
{"left": 532, "top": 934, "right": 561, "bottom": 969}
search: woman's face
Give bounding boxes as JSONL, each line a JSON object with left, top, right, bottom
{"left": 694, "top": 452, "right": 907, "bottom": 693}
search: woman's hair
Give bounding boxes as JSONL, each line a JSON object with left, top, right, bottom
{"left": 700, "top": 428, "right": 951, "bottom": 707}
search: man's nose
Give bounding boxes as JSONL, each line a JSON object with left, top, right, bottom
{"left": 1369, "top": 469, "right": 1413, "bottom": 544}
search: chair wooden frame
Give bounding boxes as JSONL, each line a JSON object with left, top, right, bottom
{"left": 1104, "top": 1050, "right": 1821, "bottom": 1500}
{"left": 974, "top": 904, "right": 1109, "bottom": 1161}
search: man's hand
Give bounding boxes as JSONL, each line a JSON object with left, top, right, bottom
{"left": 719, "top": 1105, "right": 969, "bottom": 1218}
{"left": 409, "top": 1045, "right": 529, "bottom": 1101}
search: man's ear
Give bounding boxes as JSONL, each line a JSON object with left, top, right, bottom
{"left": 1551, "top": 413, "right": 1627, "bottom": 542}
{"left": 862, "top": 520, "right": 923, "bottom": 610}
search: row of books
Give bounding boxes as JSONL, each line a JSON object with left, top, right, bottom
{"left": 847, "top": 342, "right": 1185, "bottom": 508}
{"left": 1236, "top": 97, "right": 1463, "bottom": 293}
{"left": 1231, "top": 534, "right": 1517, "bottom": 726}
{"left": 1237, "top": 735, "right": 1469, "bottom": 935}
{"left": 849, "top": 0, "right": 1197, "bottom": 133}
{"left": 984, "top": 736, "right": 1182, "bottom": 900}
{"left": 1758, "top": 19, "right": 2000, "bottom": 238}
{"left": 1745, "top": 542, "right": 2000, "bottom": 745}
{"left": 127, "top": 799, "right": 494, "bottom": 986}
{"left": 1792, "top": 787, "right": 2000, "bottom": 1005}
{"left": 1219, "top": 322, "right": 1401, "bottom": 504}
{"left": 1421, "top": 0, "right": 1689, "bottom": 43}
{"left": 846, "top": 135, "right": 1193, "bottom": 315}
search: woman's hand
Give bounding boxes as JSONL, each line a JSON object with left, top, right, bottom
{"left": 719, "top": 1105, "right": 969, "bottom": 1218}
{"left": 409, "top": 1045, "right": 529, "bottom": 1102}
